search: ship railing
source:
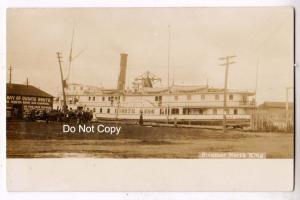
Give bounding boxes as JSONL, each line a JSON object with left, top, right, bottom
{"left": 65, "top": 100, "right": 256, "bottom": 108}
{"left": 158, "top": 100, "right": 255, "bottom": 107}
{"left": 95, "top": 113, "right": 251, "bottom": 120}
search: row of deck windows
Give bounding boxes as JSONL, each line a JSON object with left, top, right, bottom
{"left": 87, "top": 94, "right": 236, "bottom": 102}
{"left": 117, "top": 108, "right": 136, "bottom": 114}
{"left": 88, "top": 96, "right": 96, "bottom": 101}
{"left": 79, "top": 106, "right": 237, "bottom": 116}
{"left": 156, "top": 94, "right": 234, "bottom": 101}
{"left": 87, "top": 96, "right": 125, "bottom": 102}
{"left": 97, "top": 107, "right": 239, "bottom": 115}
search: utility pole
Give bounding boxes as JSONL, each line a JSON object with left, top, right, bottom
{"left": 8, "top": 65, "right": 13, "bottom": 84}
{"left": 285, "top": 87, "right": 293, "bottom": 132}
{"left": 219, "top": 55, "right": 236, "bottom": 132}
{"left": 167, "top": 25, "right": 171, "bottom": 124}
{"left": 167, "top": 25, "right": 171, "bottom": 90}
{"left": 252, "top": 57, "right": 260, "bottom": 131}
{"left": 56, "top": 52, "right": 67, "bottom": 113}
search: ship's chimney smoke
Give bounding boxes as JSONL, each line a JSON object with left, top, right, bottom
{"left": 117, "top": 53, "right": 128, "bottom": 91}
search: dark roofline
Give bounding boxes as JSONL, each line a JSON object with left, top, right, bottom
{"left": 7, "top": 83, "right": 54, "bottom": 98}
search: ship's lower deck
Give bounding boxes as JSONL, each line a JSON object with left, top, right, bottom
{"left": 69, "top": 104, "right": 253, "bottom": 127}
{"left": 95, "top": 113, "right": 251, "bottom": 127}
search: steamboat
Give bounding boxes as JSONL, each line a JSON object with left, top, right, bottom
{"left": 54, "top": 53, "right": 256, "bottom": 126}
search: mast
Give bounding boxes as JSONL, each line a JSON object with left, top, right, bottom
{"left": 56, "top": 52, "right": 67, "bottom": 112}
{"left": 66, "top": 27, "right": 84, "bottom": 82}
{"left": 66, "top": 28, "right": 75, "bottom": 81}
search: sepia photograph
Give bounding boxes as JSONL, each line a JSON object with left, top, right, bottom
{"left": 6, "top": 7, "right": 294, "bottom": 159}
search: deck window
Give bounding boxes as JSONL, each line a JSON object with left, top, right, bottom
{"left": 193, "top": 108, "right": 204, "bottom": 115}
{"left": 143, "top": 109, "right": 155, "bottom": 115}
{"left": 183, "top": 108, "right": 190, "bottom": 115}
{"left": 100, "top": 108, "right": 102, "bottom": 113}
{"left": 102, "top": 96, "right": 105, "bottom": 101}
{"left": 171, "top": 108, "right": 180, "bottom": 115}
{"left": 88, "top": 96, "right": 91, "bottom": 101}
{"left": 234, "top": 108, "right": 238, "bottom": 115}
{"left": 229, "top": 94, "right": 233, "bottom": 100}
{"left": 165, "top": 108, "right": 170, "bottom": 115}
{"left": 155, "top": 96, "right": 162, "bottom": 101}
{"left": 160, "top": 108, "right": 164, "bottom": 115}
{"left": 184, "top": 108, "right": 203, "bottom": 115}
{"left": 107, "top": 108, "right": 110, "bottom": 114}
{"left": 93, "top": 96, "right": 95, "bottom": 101}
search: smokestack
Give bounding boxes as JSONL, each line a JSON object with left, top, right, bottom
{"left": 117, "top": 53, "right": 128, "bottom": 91}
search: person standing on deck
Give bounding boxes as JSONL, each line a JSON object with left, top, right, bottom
{"left": 139, "top": 110, "right": 143, "bottom": 125}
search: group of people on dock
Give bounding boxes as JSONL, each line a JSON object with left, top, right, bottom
{"left": 26, "top": 107, "right": 93, "bottom": 123}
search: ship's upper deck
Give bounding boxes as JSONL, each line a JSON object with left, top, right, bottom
{"left": 63, "top": 83, "right": 255, "bottom": 97}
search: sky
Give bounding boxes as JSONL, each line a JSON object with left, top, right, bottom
{"left": 6, "top": 7, "right": 294, "bottom": 103}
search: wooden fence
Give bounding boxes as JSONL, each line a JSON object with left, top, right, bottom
{"left": 250, "top": 109, "right": 293, "bottom": 132}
